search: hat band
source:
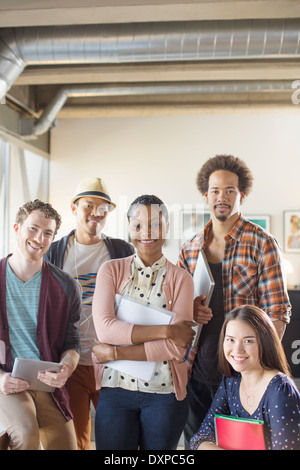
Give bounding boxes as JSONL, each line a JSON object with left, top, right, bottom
{"left": 75, "top": 191, "right": 111, "bottom": 202}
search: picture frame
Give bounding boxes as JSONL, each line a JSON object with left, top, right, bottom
{"left": 181, "top": 208, "right": 210, "bottom": 246}
{"left": 245, "top": 215, "right": 271, "bottom": 232}
{"left": 284, "top": 211, "right": 300, "bottom": 253}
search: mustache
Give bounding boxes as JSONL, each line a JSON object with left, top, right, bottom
{"left": 214, "top": 203, "right": 231, "bottom": 209}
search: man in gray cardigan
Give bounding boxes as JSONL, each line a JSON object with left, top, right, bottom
{"left": 45, "top": 177, "right": 134, "bottom": 450}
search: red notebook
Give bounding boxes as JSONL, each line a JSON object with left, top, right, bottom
{"left": 214, "top": 414, "right": 266, "bottom": 450}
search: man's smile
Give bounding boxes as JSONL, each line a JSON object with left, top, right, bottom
{"left": 28, "top": 241, "right": 43, "bottom": 251}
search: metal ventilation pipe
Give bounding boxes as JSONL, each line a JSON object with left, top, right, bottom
{"left": 0, "top": 29, "right": 26, "bottom": 102}
{"left": 0, "top": 19, "right": 300, "bottom": 102}
{"left": 25, "top": 81, "right": 292, "bottom": 138}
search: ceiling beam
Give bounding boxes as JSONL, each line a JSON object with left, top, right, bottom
{"left": 56, "top": 99, "right": 298, "bottom": 119}
{"left": 1, "top": 1, "right": 300, "bottom": 27}
{"left": 0, "top": 104, "right": 49, "bottom": 154}
{"left": 14, "top": 61, "right": 300, "bottom": 86}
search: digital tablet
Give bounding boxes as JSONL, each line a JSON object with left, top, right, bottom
{"left": 193, "top": 249, "right": 215, "bottom": 305}
{"left": 12, "top": 358, "right": 62, "bottom": 392}
{"left": 192, "top": 249, "right": 215, "bottom": 345}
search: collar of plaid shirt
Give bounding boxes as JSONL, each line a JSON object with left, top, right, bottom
{"left": 200, "top": 213, "right": 246, "bottom": 248}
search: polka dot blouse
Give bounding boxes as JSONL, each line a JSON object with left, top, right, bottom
{"left": 190, "top": 373, "right": 300, "bottom": 450}
{"left": 101, "top": 254, "right": 174, "bottom": 394}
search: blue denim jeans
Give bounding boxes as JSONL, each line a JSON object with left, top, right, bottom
{"left": 95, "top": 387, "right": 188, "bottom": 450}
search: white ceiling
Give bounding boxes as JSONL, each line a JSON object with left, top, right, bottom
{"left": 1, "top": 0, "right": 300, "bottom": 127}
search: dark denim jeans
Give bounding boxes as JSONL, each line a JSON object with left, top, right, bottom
{"left": 95, "top": 387, "right": 188, "bottom": 450}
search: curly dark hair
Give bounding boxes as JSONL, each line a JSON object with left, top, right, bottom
{"left": 16, "top": 199, "right": 62, "bottom": 235}
{"left": 196, "top": 154, "right": 254, "bottom": 196}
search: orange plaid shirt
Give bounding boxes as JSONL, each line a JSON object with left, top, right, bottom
{"left": 178, "top": 215, "right": 291, "bottom": 368}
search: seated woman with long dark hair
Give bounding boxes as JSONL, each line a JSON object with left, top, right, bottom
{"left": 190, "top": 305, "right": 300, "bottom": 450}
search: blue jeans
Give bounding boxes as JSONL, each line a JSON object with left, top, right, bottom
{"left": 95, "top": 387, "right": 188, "bottom": 450}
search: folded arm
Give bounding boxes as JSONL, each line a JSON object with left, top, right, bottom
{"left": 92, "top": 260, "right": 195, "bottom": 363}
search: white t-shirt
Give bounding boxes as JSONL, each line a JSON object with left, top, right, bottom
{"left": 63, "top": 234, "right": 110, "bottom": 365}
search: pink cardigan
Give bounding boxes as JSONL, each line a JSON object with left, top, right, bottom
{"left": 92, "top": 255, "right": 194, "bottom": 400}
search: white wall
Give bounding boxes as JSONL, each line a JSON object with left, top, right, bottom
{"left": 49, "top": 105, "right": 300, "bottom": 287}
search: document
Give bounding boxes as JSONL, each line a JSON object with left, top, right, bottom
{"left": 0, "top": 340, "right": 5, "bottom": 365}
{"left": 0, "top": 422, "right": 6, "bottom": 437}
{"left": 12, "top": 358, "right": 62, "bottom": 392}
{"left": 214, "top": 414, "right": 266, "bottom": 450}
{"left": 104, "top": 295, "right": 174, "bottom": 381}
{"left": 192, "top": 249, "right": 215, "bottom": 346}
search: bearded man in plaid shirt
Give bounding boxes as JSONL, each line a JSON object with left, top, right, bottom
{"left": 178, "top": 155, "right": 291, "bottom": 449}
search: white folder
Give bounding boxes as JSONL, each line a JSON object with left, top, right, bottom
{"left": 104, "top": 294, "right": 174, "bottom": 381}
{"left": 0, "top": 340, "right": 5, "bottom": 365}
{"left": 192, "top": 249, "right": 215, "bottom": 346}
{"left": 0, "top": 422, "right": 6, "bottom": 437}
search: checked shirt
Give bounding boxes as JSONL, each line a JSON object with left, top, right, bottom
{"left": 178, "top": 214, "right": 291, "bottom": 370}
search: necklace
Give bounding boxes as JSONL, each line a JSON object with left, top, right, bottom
{"left": 242, "top": 371, "right": 265, "bottom": 408}
{"left": 243, "top": 388, "right": 256, "bottom": 407}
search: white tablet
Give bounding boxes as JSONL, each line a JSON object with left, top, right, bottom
{"left": 12, "top": 358, "right": 62, "bottom": 392}
{"left": 193, "top": 249, "right": 215, "bottom": 305}
{"left": 192, "top": 249, "right": 215, "bottom": 346}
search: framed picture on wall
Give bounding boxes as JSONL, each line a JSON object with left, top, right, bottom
{"left": 181, "top": 209, "right": 210, "bottom": 246}
{"left": 245, "top": 215, "right": 271, "bottom": 232}
{"left": 284, "top": 211, "right": 300, "bottom": 253}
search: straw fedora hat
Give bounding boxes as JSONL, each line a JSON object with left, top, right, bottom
{"left": 71, "top": 177, "right": 116, "bottom": 211}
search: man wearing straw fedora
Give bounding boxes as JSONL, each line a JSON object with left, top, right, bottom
{"left": 45, "top": 177, "right": 134, "bottom": 450}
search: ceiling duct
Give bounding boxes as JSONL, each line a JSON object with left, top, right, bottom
{"left": 22, "top": 80, "right": 291, "bottom": 138}
{"left": 1, "top": 19, "right": 300, "bottom": 103}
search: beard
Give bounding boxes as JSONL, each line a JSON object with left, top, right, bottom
{"left": 215, "top": 214, "right": 228, "bottom": 222}
{"left": 214, "top": 204, "right": 231, "bottom": 222}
